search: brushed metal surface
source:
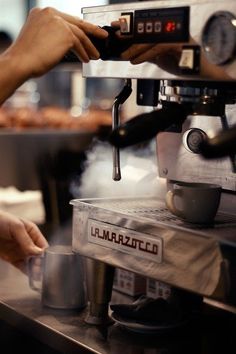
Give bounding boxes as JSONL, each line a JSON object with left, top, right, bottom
{"left": 0, "top": 259, "right": 235, "bottom": 353}
{"left": 82, "top": 0, "right": 236, "bottom": 80}
{"left": 71, "top": 196, "right": 236, "bottom": 307}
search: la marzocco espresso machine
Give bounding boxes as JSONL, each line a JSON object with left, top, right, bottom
{"left": 71, "top": 0, "right": 236, "bottom": 326}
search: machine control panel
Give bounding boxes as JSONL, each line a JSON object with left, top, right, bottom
{"left": 120, "top": 6, "right": 189, "bottom": 43}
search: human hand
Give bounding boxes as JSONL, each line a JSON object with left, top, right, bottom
{"left": 121, "top": 42, "right": 183, "bottom": 77}
{"left": 121, "top": 41, "right": 231, "bottom": 80}
{"left": 111, "top": 21, "right": 231, "bottom": 80}
{"left": 110, "top": 20, "right": 182, "bottom": 72}
{"left": 0, "top": 211, "right": 48, "bottom": 273}
{"left": 5, "top": 7, "right": 108, "bottom": 79}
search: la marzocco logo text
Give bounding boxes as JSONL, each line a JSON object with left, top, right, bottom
{"left": 87, "top": 219, "right": 162, "bottom": 263}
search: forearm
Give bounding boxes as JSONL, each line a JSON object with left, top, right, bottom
{"left": 0, "top": 51, "right": 29, "bottom": 105}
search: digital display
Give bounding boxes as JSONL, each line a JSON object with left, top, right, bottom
{"left": 164, "top": 21, "right": 176, "bottom": 32}
{"left": 134, "top": 6, "right": 189, "bottom": 43}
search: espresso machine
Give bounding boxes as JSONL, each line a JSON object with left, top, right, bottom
{"left": 71, "top": 0, "right": 236, "bottom": 326}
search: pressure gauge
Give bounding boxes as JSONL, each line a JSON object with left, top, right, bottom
{"left": 202, "top": 11, "right": 236, "bottom": 65}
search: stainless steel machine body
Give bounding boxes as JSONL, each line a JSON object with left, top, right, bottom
{"left": 71, "top": 0, "right": 236, "bottom": 322}
{"left": 82, "top": 0, "right": 236, "bottom": 81}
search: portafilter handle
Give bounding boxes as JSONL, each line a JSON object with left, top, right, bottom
{"left": 199, "top": 125, "right": 236, "bottom": 159}
{"left": 109, "top": 101, "right": 190, "bottom": 148}
{"left": 62, "top": 26, "right": 133, "bottom": 63}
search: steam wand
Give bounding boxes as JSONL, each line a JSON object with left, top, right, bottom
{"left": 112, "top": 79, "right": 132, "bottom": 181}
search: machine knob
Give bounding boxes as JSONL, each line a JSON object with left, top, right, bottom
{"left": 183, "top": 128, "right": 207, "bottom": 153}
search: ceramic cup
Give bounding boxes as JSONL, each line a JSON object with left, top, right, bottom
{"left": 165, "top": 181, "right": 222, "bottom": 224}
{"left": 28, "top": 245, "right": 87, "bottom": 309}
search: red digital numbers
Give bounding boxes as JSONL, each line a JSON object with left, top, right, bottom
{"left": 164, "top": 21, "right": 176, "bottom": 32}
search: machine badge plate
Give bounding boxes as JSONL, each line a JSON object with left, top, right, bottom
{"left": 87, "top": 219, "right": 163, "bottom": 263}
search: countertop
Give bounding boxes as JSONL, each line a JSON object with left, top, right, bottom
{"left": 0, "top": 258, "right": 235, "bottom": 354}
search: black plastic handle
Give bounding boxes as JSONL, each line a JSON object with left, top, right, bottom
{"left": 61, "top": 26, "right": 133, "bottom": 63}
{"left": 199, "top": 125, "right": 236, "bottom": 159}
{"left": 90, "top": 26, "right": 133, "bottom": 61}
{"left": 109, "top": 102, "right": 189, "bottom": 148}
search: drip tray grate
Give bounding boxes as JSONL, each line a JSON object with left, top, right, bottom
{"left": 90, "top": 197, "right": 236, "bottom": 230}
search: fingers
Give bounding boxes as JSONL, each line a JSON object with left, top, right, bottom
{"left": 110, "top": 21, "right": 132, "bottom": 40}
{"left": 69, "top": 23, "right": 100, "bottom": 61}
{"left": 130, "top": 46, "right": 160, "bottom": 64}
{"left": 78, "top": 21, "right": 109, "bottom": 39}
{"left": 26, "top": 7, "right": 108, "bottom": 65}
{"left": 121, "top": 43, "right": 181, "bottom": 64}
{"left": 45, "top": 8, "right": 107, "bottom": 61}
{"left": 11, "top": 219, "right": 48, "bottom": 256}
{"left": 71, "top": 35, "right": 90, "bottom": 63}
{"left": 121, "top": 44, "right": 155, "bottom": 62}
{"left": 111, "top": 20, "right": 120, "bottom": 28}
{"left": 22, "top": 219, "right": 49, "bottom": 249}
{"left": 56, "top": 9, "right": 108, "bottom": 38}
{"left": 40, "top": 7, "right": 108, "bottom": 39}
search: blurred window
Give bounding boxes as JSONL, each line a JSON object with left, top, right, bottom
{"left": 36, "top": 0, "right": 108, "bottom": 17}
{"left": 0, "top": 0, "right": 25, "bottom": 39}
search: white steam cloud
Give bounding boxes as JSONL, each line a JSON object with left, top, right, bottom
{"left": 72, "top": 140, "right": 164, "bottom": 199}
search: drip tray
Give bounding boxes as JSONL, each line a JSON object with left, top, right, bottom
{"left": 71, "top": 196, "right": 236, "bottom": 247}
{"left": 85, "top": 197, "right": 236, "bottom": 229}
{"left": 71, "top": 196, "right": 236, "bottom": 298}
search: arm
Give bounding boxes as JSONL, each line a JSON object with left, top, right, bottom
{"left": 0, "top": 7, "right": 108, "bottom": 105}
{"left": 0, "top": 8, "right": 109, "bottom": 272}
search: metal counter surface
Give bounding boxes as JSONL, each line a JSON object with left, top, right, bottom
{"left": 0, "top": 259, "right": 109, "bottom": 354}
{"left": 0, "top": 259, "right": 179, "bottom": 354}
{"left": 0, "top": 259, "right": 235, "bottom": 354}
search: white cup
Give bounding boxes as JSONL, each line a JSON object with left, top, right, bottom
{"left": 165, "top": 181, "right": 222, "bottom": 224}
{"left": 28, "top": 245, "right": 87, "bottom": 309}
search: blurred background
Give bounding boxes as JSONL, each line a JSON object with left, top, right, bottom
{"left": 0, "top": 0, "right": 156, "bottom": 240}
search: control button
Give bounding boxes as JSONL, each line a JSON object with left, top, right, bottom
{"left": 176, "top": 22, "right": 182, "bottom": 30}
{"left": 179, "top": 48, "right": 194, "bottom": 69}
{"left": 119, "top": 12, "right": 133, "bottom": 35}
{"left": 137, "top": 21, "right": 145, "bottom": 33}
{"left": 146, "top": 22, "right": 153, "bottom": 33}
{"left": 183, "top": 128, "right": 207, "bottom": 154}
{"left": 179, "top": 45, "right": 200, "bottom": 75}
{"left": 154, "top": 21, "right": 162, "bottom": 33}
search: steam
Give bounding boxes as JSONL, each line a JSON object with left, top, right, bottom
{"left": 72, "top": 140, "right": 162, "bottom": 199}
